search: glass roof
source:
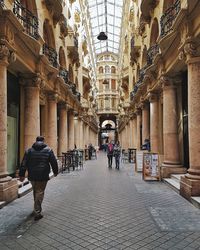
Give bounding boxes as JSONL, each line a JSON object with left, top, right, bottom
{"left": 87, "top": 0, "right": 124, "bottom": 55}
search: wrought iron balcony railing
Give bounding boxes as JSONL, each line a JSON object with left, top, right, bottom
{"left": 59, "top": 68, "right": 69, "bottom": 84}
{"left": 160, "top": 0, "right": 181, "bottom": 37}
{"left": 13, "top": 0, "right": 39, "bottom": 40}
{"left": 43, "top": 43, "right": 58, "bottom": 68}
{"left": 74, "top": 37, "right": 78, "bottom": 48}
{"left": 0, "top": 0, "right": 4, "bottom": 7}
{"left": 147, "top": 44, "right": 159, "bottom": 65}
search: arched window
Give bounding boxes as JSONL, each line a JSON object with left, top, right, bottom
{"left": 111, "top": 66, "right": 116, "bottom": 73}
{"left": 68, "top": 64, "right": 74, "bottom": 82}
{"left": 59, "top": 47, "right": 66, "bottom": 68}
{"left": 99, "top": 66, "right": 103, "bottom": 73}
{"left": 43, "top": 19, "right": 55, "bottom": 48}
{"left": 150, "top": 18, "right": 159, "bottom": 46}
{"left": 111, "top": 79, "right": 116, "bottom": 90}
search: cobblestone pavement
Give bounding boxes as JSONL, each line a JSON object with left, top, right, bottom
{"left": 1, "top": 152, "right": 200, "bottom": 250}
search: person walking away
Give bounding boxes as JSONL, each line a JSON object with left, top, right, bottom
{"left": 19, "top": 136, "right": 58, "bottom": 221}
{"left": 107, "top": 141, "right": 114, "bottom": 168}
{"left": 113, "top": 141, "right": 121, "bottom": 169}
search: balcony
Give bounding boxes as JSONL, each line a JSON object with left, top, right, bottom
{"left": 43, "top": 43, "right": 58, "bottom": 68}
{"left": 59, "top": 68, "right": 69, "bottom": 84}
{"left": 44, "top": 0, "right": 63, "bottom": 25}
{"left": 13, "top": 0, "right": 39, "bottom": 40}
{"left": 160, "top": 0, "right": 181, "bottom": 38}
{"left": 0, "top": 0, "right": 4, "bottom": 7}
{"left": 146, "top": 44, "right": 159, "bottom": 65}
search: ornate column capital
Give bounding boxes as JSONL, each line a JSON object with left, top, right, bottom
{"left": 147, "top": 92, "right": 158, "bottom": 103}
{"left": 0, "top": 44, "right": 16, "bottom": 66}
{"left": 20, "top": 73, "right": 45, "bottom": 89}
{"left": 48, "top": 93, "right": 59, "bottom": 102}
{"left": 58, "top": 102, "right": 68, "bottom": 110}
{"left": 135, "top": 106, "right": 141, "bottom": 115}
{"left": 160, "top": 75, "right": 181, "bottom": 90}
{"left": 179, "top": 39, "right": 198, "bottom": 63}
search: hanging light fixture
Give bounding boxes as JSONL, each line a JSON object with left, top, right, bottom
{"left": 97, "top": 31, "right": 108, "bottom": 41}
{"left": 97, "top": 0, "right": 108, "bottom": 41}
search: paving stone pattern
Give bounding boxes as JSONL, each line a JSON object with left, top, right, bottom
{"left": 1, "top": 152, "right": 200, "bottom": 249}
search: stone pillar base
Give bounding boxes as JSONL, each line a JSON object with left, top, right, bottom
{"left": 0, "top": 179, "right": 18, "bottom": 203}
{"left": 180, "top": 176, "right": 200, "bottom": 200}
{"left": 161, "top": 164, "right": 187, "bottom": 178}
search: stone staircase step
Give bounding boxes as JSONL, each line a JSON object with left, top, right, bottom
{"left": 18, "top": 183, "right": 32, "bottom": 197}
{"left": 164, "top": 177, "right": 180, "bottom": 193}
{"left": 0, "top": 201, "right": 6, "bottom": 209}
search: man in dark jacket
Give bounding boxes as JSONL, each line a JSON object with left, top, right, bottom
{"left": 19, "top": 136, "right": 58, "bottom": 221}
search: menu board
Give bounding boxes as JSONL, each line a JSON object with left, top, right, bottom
{"left": 135, "top": 150, "right": 146, "bottom": 172}
{"left": 143, "top": 152, "right": 160, "bottom": 181}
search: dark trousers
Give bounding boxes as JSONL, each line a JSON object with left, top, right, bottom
{"left": 107, "top": 155, "right": 113, "bottom": 167}
{"left": 31, "top": 181, "right": 47, "bottom": 215}
{"left": 115, "top": 155, "right": 120, "bottom": 169}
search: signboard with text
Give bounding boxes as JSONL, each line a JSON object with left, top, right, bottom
{"left": 142, "top": 152, "right": 160, "bottom": 181}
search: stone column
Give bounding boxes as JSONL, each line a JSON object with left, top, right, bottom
{"left": 129, "top": 119, "right": 133, "bottom": 148}
{"left": 0, "top": 45, "right": 18, "bottom": 202}
{"left": 74, "top": 114, "right": 80, "bottom": 148}
{"left": 48, "top": 94, "right": 58, "bottom": 155}
{"left": 136, "top": 108, "right": 142, "bottom": 150}
{"left": 180, "top": 51, "right": 200, "bottom": 198}
{"left": 68, "top": 110, "right": 75, "bottom": 150}
{"left": 148, "top": 93, "right": 159, "bottom": 153}
{"left": 85, "top": 124, "right": 89, "bottom": 146}
{"left": 24, "top": 76, "right": 41, "bottom": 149}
{"left": 161, "top": 77, "right": 185, "bottom": 177}
{"left": 79, "top": 119, "right": 84, "bottom": 149}
{"left": 58, "top": 103, "right": 68, "bottom": 155}
{"left": 131, "top": 114, "right": 137, "bottom": 148}
{"left": 141, "top": 102, "right": 150, "bottom": 144}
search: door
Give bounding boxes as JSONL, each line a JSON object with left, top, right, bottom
{"left": 7, "top": 116, "right": 18, "bottom": 175}
{"left": 182, "top": 71, "right": 189, "bottom": 168}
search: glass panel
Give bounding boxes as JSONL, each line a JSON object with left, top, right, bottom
{"left": 87, "top": 0, "right": 123, "bottom": 55}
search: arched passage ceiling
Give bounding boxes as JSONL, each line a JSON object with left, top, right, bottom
{"left": 87, "top": 0, "right": 124, "bottom": 55}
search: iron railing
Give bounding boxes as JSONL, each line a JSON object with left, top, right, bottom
{"left": 74, "top": 37, "right": 78, "bottom": 48}
{"left": 43, "top": 43, "right": 58, "bottom": 68}
{"left": 160, "top": 0, "right": 181, "bottom": 37}
{"left": 13, "top": 0, "right": 39, "bottom": 40}
{"left": 59, "top": 68, "right": 69, "bottom": 84}
{"left": 0, "top": 0, "right": 4, "bottom": 7}
{"left": 147, "top": 44, "right": 159, "bottom": 65}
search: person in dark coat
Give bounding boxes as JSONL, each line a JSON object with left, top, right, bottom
{"left": 19, "top": 136, "right": 58, "bottom": 221}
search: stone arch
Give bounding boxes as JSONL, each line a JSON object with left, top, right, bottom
{"left": 43, "top": 19, "right": 55, "bottom": 48}
{"left": 99, "top": 66, "right": 103, "bottom": 73}
{"left": 68, "top": 64, "right": 74, "bottom": 82}
{"left": 111, "top": 66, "right": 116, "bottom": 73}
{"left": 59, "top": 47, "right": 66, "bottom": 68}
{"left": 150, "top": 18, "right": 159, "bottom": 46}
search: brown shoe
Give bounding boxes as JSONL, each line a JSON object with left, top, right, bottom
{"left": 34, "top": 214, "right": 43, "bottom": 221}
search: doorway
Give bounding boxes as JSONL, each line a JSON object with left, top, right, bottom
{"left": 182, "top": 71, "right": 189, "bottom": 168}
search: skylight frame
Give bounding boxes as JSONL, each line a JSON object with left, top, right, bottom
{"left": 87, "top": 0, "right": 123, "bottom": 55}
